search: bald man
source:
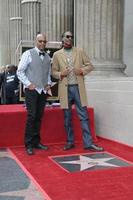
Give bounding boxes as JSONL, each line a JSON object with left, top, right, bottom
{"left": 17, "top": 33, "right": 51, "bottom": 155}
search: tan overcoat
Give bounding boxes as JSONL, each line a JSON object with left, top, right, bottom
{"left": 52, "top": 47, "right": 94, "bottom": 109}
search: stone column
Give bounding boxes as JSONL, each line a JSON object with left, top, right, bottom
{"left": 74, "top": 0, "right": 126, "bottom": 76}
{"left": 9, "top": 0, "right": 22, "bottom": 65}
{"left": 21, "top": 0, "right": 41, "bottom": 44}
{"left": 9, "top": 17, "right": 22, "bottom": 65}
{"left": 0, "top": 0, "right": 10, "bottom": 66}
{"left": 41, "top": 0, "right": 74, "bottom": 41}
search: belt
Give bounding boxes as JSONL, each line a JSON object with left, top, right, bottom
{"left": 68, "top": 84, "right": 78, "bottom": 86}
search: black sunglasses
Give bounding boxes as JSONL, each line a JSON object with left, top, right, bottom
{"left": 65, "top": 35, "right": 73, "bottom": 39}
{"left": 38, "top": 40, "right": 47, "bottom": 43}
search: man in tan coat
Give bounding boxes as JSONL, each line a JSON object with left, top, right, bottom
{"left": 52, "top": 31, "right": 104, "bottom": 151}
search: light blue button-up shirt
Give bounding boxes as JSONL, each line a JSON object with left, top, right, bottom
{"left": 17, "top": 47, "right": 51, "bottom": 94}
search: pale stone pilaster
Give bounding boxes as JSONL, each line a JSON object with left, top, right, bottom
{"left": 0, "top": 0, "right": 10, "bottom": 66}
{"left": 74, "top": 0, "right": 126, "bottom": 76}
{"left": 9, "top": 0, "right": 21, "bottom": 18}
{"left": 41, "top": 0, "right": 74, "bottom": 41}
{"left": 9, "top": 0, "right": 22, "bottom": 65}
{"left": 21, "top": 0, "right": 41, "bottom": 42}
{"left": 10, "top": 17, "right": 22, "bottom": 65}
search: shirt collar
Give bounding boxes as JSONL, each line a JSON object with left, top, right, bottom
{"left": 35, "top": 46, "right": 45, "bottom": 55}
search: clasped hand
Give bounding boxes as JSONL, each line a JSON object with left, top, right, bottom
{"left": 61, "top": 68, "right": 83, "bottom": 77}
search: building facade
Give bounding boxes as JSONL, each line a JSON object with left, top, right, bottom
{"left": 1, "top": 0, "right": 133, "bottom": 146}
{"left": 0, "top": 0, "right": 126, "bottom": 77}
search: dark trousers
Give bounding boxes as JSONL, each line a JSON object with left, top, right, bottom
{"left": 24, "top": 89, "right": 47, "bottom": 148}
{"left": 64, "top": 85, "right": 93, "bottom": 148}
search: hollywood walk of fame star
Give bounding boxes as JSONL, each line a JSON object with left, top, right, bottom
{"left": 0, "top": 150, "right": 46, "bottom": 200}
{"left": 0, "top": 182, "right": 45, "bottom": 200}
{"left": 60, "top": 155, "right": 121, "bottom": 171}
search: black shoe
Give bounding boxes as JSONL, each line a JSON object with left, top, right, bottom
{"left": 34, "top": 143, "right": 49, "bottom": 150}
{"left": 26, "top": 147, "right": 34, "bottom": 155}
{"left": 84, "top": 144, "right": 104, "bottom": 151}
{"left": 63, "top": 144, "right": 75, "bottom": 151}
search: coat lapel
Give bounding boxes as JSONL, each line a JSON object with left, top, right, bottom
{"left": 60, "top": 49, "right": 67, "bottom": 64}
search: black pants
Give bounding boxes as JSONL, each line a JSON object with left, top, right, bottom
{"left": 24, "top": 89, "right": 47, "bottom": 148}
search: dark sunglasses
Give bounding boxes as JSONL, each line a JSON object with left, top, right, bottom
{"left": 65, "top": 35, "right": 73, "bottom": 39}
{"left": 38, "top": 40, "right": 47, "bottom": 43}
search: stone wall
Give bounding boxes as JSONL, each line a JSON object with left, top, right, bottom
{"left": 86, "top": 77, "right": 133, "bottom": 146}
